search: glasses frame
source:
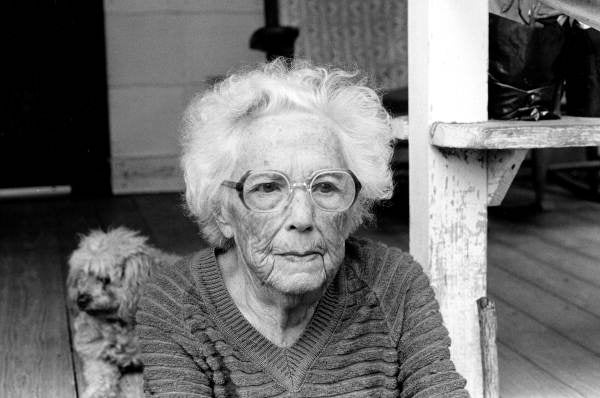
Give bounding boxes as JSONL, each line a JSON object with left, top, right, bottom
{"left": 221, "top": 169, "right": 362, "bottom": 213}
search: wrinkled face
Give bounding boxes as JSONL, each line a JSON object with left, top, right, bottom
{"left": 218, "top": 112, "right": 352, "bottom": 296}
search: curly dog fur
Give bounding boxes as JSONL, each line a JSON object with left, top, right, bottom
{"left": 67, "top": 227, "right": 180, "bottom": 398}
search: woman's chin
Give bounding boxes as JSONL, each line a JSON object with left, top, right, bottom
{"left": 267, "top": 256, "right": 329, "bottom": 295}
{"left": 269, "top": 276, "right": 325, "bottom": 296}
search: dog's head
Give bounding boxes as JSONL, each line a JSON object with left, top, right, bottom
{"left": 67, "top": 227, "right": 153, "bottom": 322}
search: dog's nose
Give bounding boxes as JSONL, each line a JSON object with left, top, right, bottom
{"left": 77, "top": 293, "right": 92, "bottom": 309}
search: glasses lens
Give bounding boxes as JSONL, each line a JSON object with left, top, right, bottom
{"left": 243, "top": 172, "right": 289, "bottom": 211}
{"left": 310, "top": 171, "right": 356, "bottom": 211}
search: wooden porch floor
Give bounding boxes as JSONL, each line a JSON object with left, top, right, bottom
{"left": 1, "top": 181, "right": 599, "bottom": 397}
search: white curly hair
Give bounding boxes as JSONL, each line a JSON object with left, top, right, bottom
{"left": 181, "top": 59, "right": 395, "bottom": 248}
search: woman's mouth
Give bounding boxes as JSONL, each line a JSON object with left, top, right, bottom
{"left": 279, "top": 251, "right": 322, "bottom": 261}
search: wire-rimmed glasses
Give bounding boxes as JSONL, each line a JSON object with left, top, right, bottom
{"left": 221, "top": 169, "right": 361, "bottom": 213}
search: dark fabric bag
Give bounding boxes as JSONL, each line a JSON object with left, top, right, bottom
{"left": 488, "top": 11, "right": 568, "bottom": 120}
{"left": 565, "top": 22, "right": 600, "bottom": 117}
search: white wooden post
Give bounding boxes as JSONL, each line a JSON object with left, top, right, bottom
{"left": 408, "top": 1, "right": 488, "bottom": 397}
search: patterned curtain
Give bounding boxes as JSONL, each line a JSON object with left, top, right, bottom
{"left": 279, "top": 0, "right": 408, "bottom": 90}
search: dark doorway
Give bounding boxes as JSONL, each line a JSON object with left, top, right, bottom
{"left": 0, "top": 0, "right": 110, "bottom": 195}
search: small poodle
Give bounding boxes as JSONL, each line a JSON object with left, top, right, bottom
{"left": 67, "top": 227, "right": 180, "bottom": 398}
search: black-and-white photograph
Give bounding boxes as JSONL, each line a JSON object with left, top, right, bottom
{"left": 1, "top": 1, "right": 599, "bottom": 397}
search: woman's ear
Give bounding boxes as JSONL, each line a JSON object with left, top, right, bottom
{"left": 214, "top": 203, "right": 235, "bottom": 239}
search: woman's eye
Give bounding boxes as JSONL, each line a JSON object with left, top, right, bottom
{"left": 254, "top": 182, "right": 281, "bottom": 193}
{"left": 313, "top": 182, "right": 338, "bottom": 193}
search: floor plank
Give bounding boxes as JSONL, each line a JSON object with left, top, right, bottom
{"left": 493, "top": 297, "right": 600, "bottom": 397}
{"left": 498, "top": 342, "right": 585, "bottom": 398}
{"left": 133, "top": 194, "right": 207, "bottom": 254}
{"left": 489, "top": 224, "right": 600, "bottom": 288}
{"left": 504, "top": 213, "right": 600, "bottom": 258}
{"left": 488, "top": 239, "right": 600, "bottom": 318}
{"left": 91, "top": 195, "right": 156, "bottom": 242}
{"left": 529, "top": 222, "right": 600, "bottom": 261}
{"left": 0, "top": 200, "right": 77, "bottom": 398}
{"left": 488, "top": 265, "right": 600, "bottom": 354}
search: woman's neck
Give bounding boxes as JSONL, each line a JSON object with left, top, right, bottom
{"left": 217, "top": 248, "right": 322, "bottom": 347}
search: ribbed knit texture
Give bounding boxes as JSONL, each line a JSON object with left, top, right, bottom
{"left": 136, "top": 237, "right": 469, "bottom": 397}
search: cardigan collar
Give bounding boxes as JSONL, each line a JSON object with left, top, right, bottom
{"left": 190, "top": 248, "right": 348, "bottom": 392}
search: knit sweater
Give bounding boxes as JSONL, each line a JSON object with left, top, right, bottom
{"left": 136, "top": 237, "right": 469, "bottom": 397}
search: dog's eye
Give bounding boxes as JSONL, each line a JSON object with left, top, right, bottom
{"left": 99, "top": 276, "right": 111, "bottom": 285}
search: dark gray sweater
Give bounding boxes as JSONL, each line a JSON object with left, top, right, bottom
{"left": 136, "top": 237, "right": 469, "bottom": 397}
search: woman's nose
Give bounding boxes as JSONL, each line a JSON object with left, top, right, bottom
{"left": 285, "top": 189, "right": 314, "bottom": 232}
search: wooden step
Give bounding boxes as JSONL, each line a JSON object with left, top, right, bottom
{"left": 430, "top": 117, "right": 600, "bottom": 149}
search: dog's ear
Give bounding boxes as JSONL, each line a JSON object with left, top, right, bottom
{"left": 122, "top": 252, "right": 153, "bottom": 290}
{"left": 118, "top": 251, "right": 154, "bottom": 321}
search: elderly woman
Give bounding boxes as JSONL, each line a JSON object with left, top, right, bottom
{"left": 136, "top": 60, "right": 469, "bottom": 397}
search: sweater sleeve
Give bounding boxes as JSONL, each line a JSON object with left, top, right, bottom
{"left": 136, "top": 262, "right": 213, "bottom": 397}
{"left": 394, "top": 260, "right": 469, "bottom": 398}
{"left": 347, "top": 237, "right": 469, "bottom": 398}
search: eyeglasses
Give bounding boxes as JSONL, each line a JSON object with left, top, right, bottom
{"left": 222, "top": 169, "right": 362, "bottom": 213}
